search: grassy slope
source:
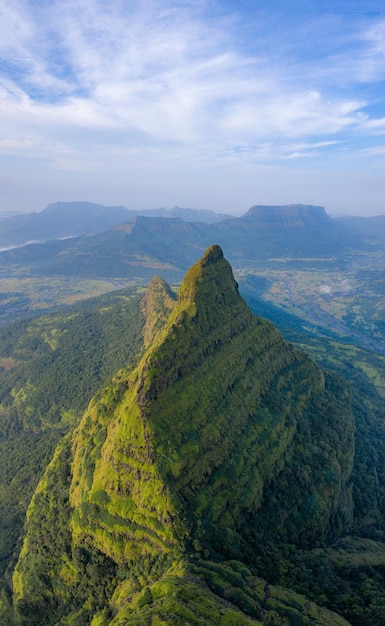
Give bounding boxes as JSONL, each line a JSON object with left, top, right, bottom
{"left": 11, "top": 246, "right": 357, "bottom": 625}
{"left": 242, "top": 289, "right": 385, "bottom": 626}
{"left": 0, "top": 288, "right": 145, "bottom": 579}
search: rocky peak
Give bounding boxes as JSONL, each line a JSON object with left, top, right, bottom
{"left": 140, "top": 275, "right": 176, "bottom": 348}
{"left": 12, "top": 246, "right": 356, "bottom": 626}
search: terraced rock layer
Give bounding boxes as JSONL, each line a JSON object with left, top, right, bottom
{"left": 12, "top": 245, "right": 354, "bottom": 625}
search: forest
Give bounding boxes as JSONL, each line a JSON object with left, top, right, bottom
{"left": 1, "top": 207, "right": 385, "bottom": 624}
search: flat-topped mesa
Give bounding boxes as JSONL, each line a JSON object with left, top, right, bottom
{"left": 114, "top": 214, "right": 194, "bottom": 235}
{"left": 242, "top": 204, "right": 332, "bottom": 228}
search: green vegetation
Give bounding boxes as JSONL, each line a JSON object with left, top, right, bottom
{"left": 0, "top": 287, "right": 146, "bottom": 578}
{"left": 240, "top": 284, "right": 385, "bottom": 625}
{"left": 7, "top": 245, "right": 381, "bottom": 625}
{"left": 0, "top": 273, "right": 139, "bottom": 325}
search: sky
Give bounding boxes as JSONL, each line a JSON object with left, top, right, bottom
{"left": 1, "top": 0, "right": 385, "bottom": 217}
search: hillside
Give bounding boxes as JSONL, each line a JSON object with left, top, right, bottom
{"left": 335, "top": 214, "right": 385, "bottom": 244}
{"left": 0, "top": 202, "right": 231, "bottom": 248}
{"left": 0, "top": 202, "right": 133, "bottom": 248}
{"left": 6, "top": 246, "right": 385, "bottom": 625}
{"left": 0, "top": 204, "right": 367, "bottom": 285}
{"left": 0, "top": 288, "right": 147, "bottom": 580}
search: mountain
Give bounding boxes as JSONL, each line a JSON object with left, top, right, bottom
{"left": 0, "top": 204, "right": 366, "bottom": 281}
{"left": 242, "top": 203, "right": 332, "bottom": 226}
{"left": 8, "top": 245, "right": 385, "bottom": 625}
{"left": 132, "top": 205, "right": 232, "bottom": 223}
{"left": 0, "top": 216, "right": 211, "bottom": 283}
{"left": 335, "top": 214, "right": 385, "bottom": 244}
{"left": 0, "top": 202, "right": 232, "bottom": 248}
{"left": 0, "top": 202, "right": 134, "bottom": 248}
{"left": 212, "top": 204, "right": 362, "bottom": 263}
{"left": 0, "top": 288, "right": 147, "bottom": 580}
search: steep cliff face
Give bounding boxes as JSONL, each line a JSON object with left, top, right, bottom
{"left": 112, "top": 215, "right": 210, "bottom": 269}
{"left": 134, "top": 246, "right": 354, "bottom": 554}
{"left": 140, "top": 275, "right": 177, "bottom": 348}
{"left": 242, "top": 204, "right": 332, "bottom": 228}
{"left": 12, "top": 246, "right": 355, "bottom": 625}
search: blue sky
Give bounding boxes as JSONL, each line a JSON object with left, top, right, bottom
{"left": 1, "top": 0, "right": 385, "bottom": 216}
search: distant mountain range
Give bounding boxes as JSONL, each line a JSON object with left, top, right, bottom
{"left": 0, "top": 201, "right": 231, "bottom": 248}
{"left": 335, "top": 214, "right": 385, "bottom": 243}
{"left": 0, "top": 203, "right": 367, "bottom": 280}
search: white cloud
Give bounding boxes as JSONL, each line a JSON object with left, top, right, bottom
{"left": 358, "top": 20, "right": 385, "bottom": 81}
{"left": 0, "top": 3, "right": 380, "bottom": 143}
{"left": 1, "top": 0, "right": 385, "bottom": 213}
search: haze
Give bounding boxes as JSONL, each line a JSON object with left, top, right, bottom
{"left": 1, "top": 0, "right": 385, "bottom": 217}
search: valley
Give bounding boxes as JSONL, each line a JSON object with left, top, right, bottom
{"left": 1, "top": 204, "right": 385, "bottom": 624}
{"left": 0, "top": 274, "right": 138, "bottom": 326}
{"left": 241, "top": 248, "right": 385, "bottom": 353}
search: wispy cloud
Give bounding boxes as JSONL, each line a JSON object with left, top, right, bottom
{"left": 1, "top": 0, "right": 385, "bottom": 214}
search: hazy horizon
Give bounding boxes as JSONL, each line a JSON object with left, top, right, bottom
{"left": 1, "top": 1, "right": 385, "bottom": 217}
{"left": 2, "top": 199, "right": 384, "bottom": 221}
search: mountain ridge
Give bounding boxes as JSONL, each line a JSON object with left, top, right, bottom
{"left": 10, "top": 245, "right": 361, "bottom": 625}
{"left": 0, "top": 204, "right": 366, "bottom": 282}
{"left": 0, "top": 202, "right": 231, "bottom": 247}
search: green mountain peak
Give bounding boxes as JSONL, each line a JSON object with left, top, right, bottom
{"left": 11, "top": 247, "right": 356, "bottom": 625}
{"left": 140, "top": 274, "right": 176, "bottom": 347}
{"left": 178, "top": 243, "right": 236, "bottom": 303}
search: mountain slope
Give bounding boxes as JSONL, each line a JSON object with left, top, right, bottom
{"left": 0, "top": 202, "right": 231, "bottom": 248}
{"left": 335, "top": 214, "right": 385, "bottom": 244}
{"left": 0, "top": 205, "right": 367, "bottom": 281}
{"left": 0, "top": 223, "right": 197, "bottom": 282}
{"left": 9, "top": 246, "right": 360, "bottom": 625}
{"left": 212, "top": 204, "right": 363, "bottom": 262}
{"left": 0, "top": 287, "right": 146, "bottom": 579}
{"left": 0, "top": 202, "right": 133, "bottom": 247}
